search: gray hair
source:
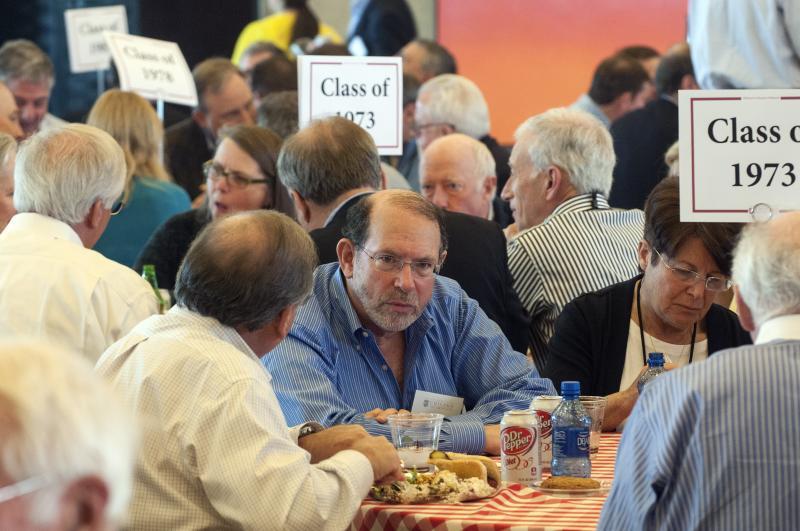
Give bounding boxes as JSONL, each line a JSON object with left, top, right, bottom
{"left": 417, "top": 74, "right": 490, "bottom": 139}
{"left": 174, "top": 210, "right": 317, "bottom": 331}
{"left": 256, "top": 90, "right": 299, "bottom": 139}
{"left": 278, "top": 116, "right": 382, "bottom": 205}
{"left": 421, "top": 133, "right": 496, "bottom": 189}
{"left": 0, "top": 339, "right": 136, "bottom": 524}
{"left": 514, "top": 107, "right": 615, "bottom": 196}
{"left": 14, "top": 124, "right": 125, "bottom": 224}
{"left": 0, "top": 39, "right": 55, "bottom": 88}
{"left": 732, "top": 215, "right": 800, "bottom": 327}
{"left": 0, "top": 132, "right": 15, "bottom": 169}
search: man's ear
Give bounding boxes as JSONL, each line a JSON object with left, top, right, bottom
{"left": 379, "top": 169, "right": 388, "bottom": 190}
{"left": 482, "top": 175, "right": 497, "bottom": 198}
{"left": 543, "top": 166, "right": 564, "bottom": 201}
{"left": 681, "top": 74, "right": 700, "bottom": 91}
{"left": 337, "top": 238, "right": 357, "bottom": 278}
{"left": 734, "top": 286, "right": 756, "bottom": 333}
{"left": 192, "top": 109, "right": 208, "bottom": 130}
{"left": 637, "top": 239, "right": 650, "bottom": 271}
{"left": 290, "top": 190, "right": 312, "bottom": 227}
{"left": 86, "top": 199, "right": 106, "bottom": 230}
{"left": 275, "top": 304, "right": 297, "bottom": 339}
{"left": 59, "top": 475, "right": 109, "bottom": 531}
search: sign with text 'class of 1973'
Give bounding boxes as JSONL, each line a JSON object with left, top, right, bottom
{"left": 298, "top": 55, "right": 402, "bottom": 155}
{"left": 103, "top": 32, "right": 197, "bottom": 107}
{"left": 679, "top": 89, "right": 800, "bottom": 222}
{"left": 64, "top": 5, "right": 128, "bottom": 74}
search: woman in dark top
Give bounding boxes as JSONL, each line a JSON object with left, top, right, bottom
{"left": 543, "top": 176, "right": 751, "bottom": 429}
{"left": 135, "top": 125, "right": 295, "bottom": 290}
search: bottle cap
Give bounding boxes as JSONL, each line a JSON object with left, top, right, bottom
{"left": 648, "top": 352, "right": 665, "bottom": 365}
{"left": 561, "top": 380, "right": 580, "bottom": 396}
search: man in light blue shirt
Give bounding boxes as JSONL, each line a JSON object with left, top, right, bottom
{"left": 599, "top": 212, "right": 800, "bottom": 530}
{"left": 264, "top": 190, "right": 555, "bottom": 455}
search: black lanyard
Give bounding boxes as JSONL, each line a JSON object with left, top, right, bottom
{"left": 636, "top": 280, "right": 697, "bottom": 365}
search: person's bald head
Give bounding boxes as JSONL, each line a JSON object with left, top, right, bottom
{"left": 419, "top": 133, "right": 496, "bottom": 218}
{"left": 0, "top": 82, "right": 22, "bottom": 141}
{"left": 733, "top": 211, "right": 800, "bottom": 332}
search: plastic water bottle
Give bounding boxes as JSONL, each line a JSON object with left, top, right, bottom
{"left": 550, "top": 381, "right": 591, "bottom": 478}
{"left": 637, "top": 352, "right": 666, "bottom": 394}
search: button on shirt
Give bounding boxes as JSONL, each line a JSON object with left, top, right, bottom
{"left": 0, "top": 213, "right": 157, "bottom": 361}
{"left": 263, "top": 263, "right": 556, "bottom": 455}
{"left": 95, "top": 306, "right": 374, "bottom": 531}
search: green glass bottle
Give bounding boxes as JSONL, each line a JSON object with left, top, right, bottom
{"left": 141, "top": 264, "right": 167, "bottom": 314}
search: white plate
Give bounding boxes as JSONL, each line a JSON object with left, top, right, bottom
{"left": 531, "top": 479, "right": 612, "bottom": 497}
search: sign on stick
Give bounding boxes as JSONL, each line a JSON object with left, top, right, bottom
{"left": 65, "top": 6, "right": 128, "bottom": 74}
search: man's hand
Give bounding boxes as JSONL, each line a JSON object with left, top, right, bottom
{"left": 364, "top": 408, "right": 410, "bottom": 424}
{"left": 350, "top": 435, "right": 404, "bottom": 484}
{"left": 298, "top": 424, "right": 374, "bottom": 463}
{"left": 483, "top": 424, "right": 501, "bottom": 455}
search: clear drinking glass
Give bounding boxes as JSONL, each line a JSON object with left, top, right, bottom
{"left": 387, "top": 412, "right": 444, "bottom": 471}
{"left": 578, "top": 396, "right": 608, "bottom": 456}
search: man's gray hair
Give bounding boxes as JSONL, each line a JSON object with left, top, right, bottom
{"left": 0, "top": 39, "right": 55, "bottom": 87}
{"left": 175, "top": 210, "right": 317, "bottom": 332}
{"left": 732, "top": 215, "right": 800, "bottom": 327}
{"left": 278, "top": 115, "right": 382, "bottom": 205}
{"left": 421, "top": 133, "right": 496, "bottom": 188}
{"left": 14, "top": 124, "right": 126, "bottom": 224}
{"left": 0, "top": 339, "right": 136, "bottom": 524}
{"left": 417, "top": 74, "right": 490, "bottom": 139}
{"left": 514, "top": 107, "right": 615, "bottom": 196}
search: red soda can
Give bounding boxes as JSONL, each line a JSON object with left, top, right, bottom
{"left": 500, "top": 409, "right": 541, "bottom": 486}
{"left": 531, "top": 395, "right": 561, "bottom": 471}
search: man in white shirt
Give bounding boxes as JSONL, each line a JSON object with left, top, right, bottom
{"left": 0, "top": 124, "right": 157, "bottom": 362}
{"left": 96, "top": 210, "right": 402, "bottom": 530}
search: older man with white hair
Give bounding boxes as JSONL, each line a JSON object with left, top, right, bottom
{"left": 600, "top": 211, "right": 800, "bottom": 530}
{"left": 0, "top": 339, "right": 137, "bottom": 530}
{"left": 420, "top": 133, "right": 512, "bottom": 228}
{"left": 414, "top": 74, "right": 511, "bottom": 192}
{"left": 0, "top": 124, "right": 157, "bottom": 361}
{"left": 502, "top": 108, "right": 644, "bottom": 370}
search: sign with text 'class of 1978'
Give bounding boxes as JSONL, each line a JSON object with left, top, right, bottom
{"left": 103, "top": 32, "right": 197, "bottom": 107}
{"left": 298, "top": 55, "right": 402, "bottom": 155}
{"left": 64, "top": 5, "right": 128, "bottom": 74}
{"left": 679, "top": 89, "right": 800, "bottom": 222}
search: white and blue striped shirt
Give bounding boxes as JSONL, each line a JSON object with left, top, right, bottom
{"left": 599, "top": 339, "right": 800, "bottom": 530}
{"left": 263, "top": 263, "right": 556, "bottom": 454}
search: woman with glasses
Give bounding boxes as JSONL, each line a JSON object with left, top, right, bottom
{"left": 134, "top": 125, "right": 294, "bottom": 292}
{"left": 87, "top": 90, "right": 192, "bottom": 267}
{"left": 542, "top": 176, "right": 751, "bottom": 430}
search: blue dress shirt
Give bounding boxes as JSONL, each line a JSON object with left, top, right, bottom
{"left": 263, "top": 263, "right": 556, "bottom": 454}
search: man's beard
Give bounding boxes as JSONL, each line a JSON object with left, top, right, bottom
{"left": 354, "top": 283, "right": 421, "bottom": 333}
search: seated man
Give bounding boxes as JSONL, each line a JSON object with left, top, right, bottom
{"left": 599, "top": 211, "right": 800, "bottom": 529}
{"left": 0, "top": 339, "right": 136, "bottom": 530}
{"left": 96, "top": 210, "right": 400, "bottom": 530}
{"left": 420, "top": 133, "right": 512, "bottom": 228}
{"left": 264, "top": 190, "right": 555, "bottom": 455}
{"left": 503, "top": 108, "right": 644, "bottom": 370}
{"left": 0, "top": 124, "right": 157, "bottom": 361}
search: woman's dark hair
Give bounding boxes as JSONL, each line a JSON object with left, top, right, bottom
{"left": 286, "top": 0, "right": 319, "bottom": 44}
{"left": 643, "top": 176, "right": 741, "bottom": 275}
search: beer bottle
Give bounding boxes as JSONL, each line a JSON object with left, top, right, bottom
{"left": 141, "top": 264, "right": 167, "bottom": 314}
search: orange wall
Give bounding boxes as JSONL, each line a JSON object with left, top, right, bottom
{"left": 437, "top": 0, "right": 688, "bottom": 144}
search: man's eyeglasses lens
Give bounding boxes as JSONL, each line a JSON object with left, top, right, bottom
{"left": 359, "top": 247, "right": 439, "bottom": 278}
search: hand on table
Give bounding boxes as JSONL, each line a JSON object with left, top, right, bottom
{"left": 350, "top": 435, "right": 404, "bottom": 484}
{"left": 364, "top": 407, "right": 410, "bottom": 424}
{"left": 483, "top": 424, "right": 501, "bottom": 455}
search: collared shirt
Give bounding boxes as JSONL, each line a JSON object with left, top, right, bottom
{"left": 570, "top": 94, "right": 611, "bottom": 128}
{"left": 323, "top": 191, "right": 373, "bottom": 228}
{"left": 0, "top": 213, "right": 157, "bottom": 361}
{"left": 756, "top": 314, "right": 800, "bottom": 343}
{"left": 263, "top": 263, "right": 556, "bottom": 455}
{"left": 599, "top": 339, "right": 800, "bottom": 530}
{"left": 508, "top": 193, "right": 643, "bottom": 370}
{"left": 95, "top": 306, "right": 374, "bottom": 531}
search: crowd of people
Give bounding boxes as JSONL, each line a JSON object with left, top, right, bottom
{"left": 0, "top": 0, "right": 798, "bottom": 529}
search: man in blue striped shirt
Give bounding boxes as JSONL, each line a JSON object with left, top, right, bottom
{"left": 264, "top": 190, "right": 555, "bottom": 455}
{"left": 599, "top": 212, "right": 800, "bottom": 529}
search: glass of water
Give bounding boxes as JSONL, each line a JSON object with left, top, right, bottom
{"left": 387, "top": 413, "right": 444, "bottom": 471}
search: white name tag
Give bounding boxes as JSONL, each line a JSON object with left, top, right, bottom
{"left": 411, "top": 391, "right": 464, "bottom": 417}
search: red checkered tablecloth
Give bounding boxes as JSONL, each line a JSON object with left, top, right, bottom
{"left": 351, "top": 433, "right": 621, "bottom": 531}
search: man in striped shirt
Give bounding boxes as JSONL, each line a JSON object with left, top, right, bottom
{"left": 502, "top": 108, "right": 644, "bottom": 370}
{"left": 600, "top": 212, "right": 800, "bottom": 529}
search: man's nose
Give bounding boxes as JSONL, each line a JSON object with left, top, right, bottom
{"left": 501, "top": 177, "right": 514, "bottom": 200}
{"left": 394, "top": 263, "right": 415, "bottom": 291}
{"left": 431, "top": 186, "right": 449, "bottom": 209}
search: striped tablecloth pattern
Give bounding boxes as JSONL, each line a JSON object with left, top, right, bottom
{"left": 352, "top": 433, "right": 621, "bottom": 531}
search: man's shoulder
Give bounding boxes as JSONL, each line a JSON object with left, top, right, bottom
{"left": 165, "top": 118, "right": 205, "bottom": 150}
{"left": 443, "top": 210, "right": 503, "bottom": 243}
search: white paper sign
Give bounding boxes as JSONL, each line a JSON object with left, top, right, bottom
{"left": 298, "top": 55, "right": 402, "bottom": 155}
{"left": 104, "top": 32, "right": 197, "bottom": 107}
{"left": 679, "top": 89, "right": 800, "bottom": 222}
{"left": 411, "top": 390, "right": 465, "bottom": 417}
{"left": 65, "top": 6, "right": 128, "bottom": 74}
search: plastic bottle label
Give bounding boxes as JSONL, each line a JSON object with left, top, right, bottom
{"left": 552, "top": 427, "right": 590, "bottom": 458}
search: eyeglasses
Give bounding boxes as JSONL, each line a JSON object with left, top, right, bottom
{"left": 358, "top": 246, "right": 442, "bottom": 278}
{"left": 110, "top": 198, "right": 125, "bottom": 216}
{"left": 412, "top": 122, "right": 454, "bottom": 136}
{"left": 652, "top": 247, "right": 732, "bottom": 292}
{"left": 203, "top": 160, "right": 268, "bottom": 189}
{"left": 0, "top": 475, "right": 51, "bottom": 504}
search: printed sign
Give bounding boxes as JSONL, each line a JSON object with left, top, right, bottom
{"left": 104, "top": 32, "right": 197, "bottom": 107}
{"left": 65, "top": 6, "right": 128, "bottom": 74}
{"left": 411, "top": 390, "right": 464, "bottom": 417}
{"left": 679, "top": 89, "right": 800, "bottom": 222}
{"left": 298, "top": 55, "right": 402, "bottom": 155}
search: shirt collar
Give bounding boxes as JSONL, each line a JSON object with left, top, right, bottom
{"left": 755, "top": 314, "right": 800, "bottom": 344}
{"left": 166, "top": 305, "right": 261, "bottom": 362}
{"left": 549, "top": 193, "right": 611, "bottom": 218}
{"left": 323, "top": 191, "right": 374, "bottom": 228}
{"left": 2, "top": 213, "right": 84, "bottom": 247}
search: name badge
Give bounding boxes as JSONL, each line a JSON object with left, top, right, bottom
{"left": 411, "top": 390, "right": 464, "bottom": 417}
